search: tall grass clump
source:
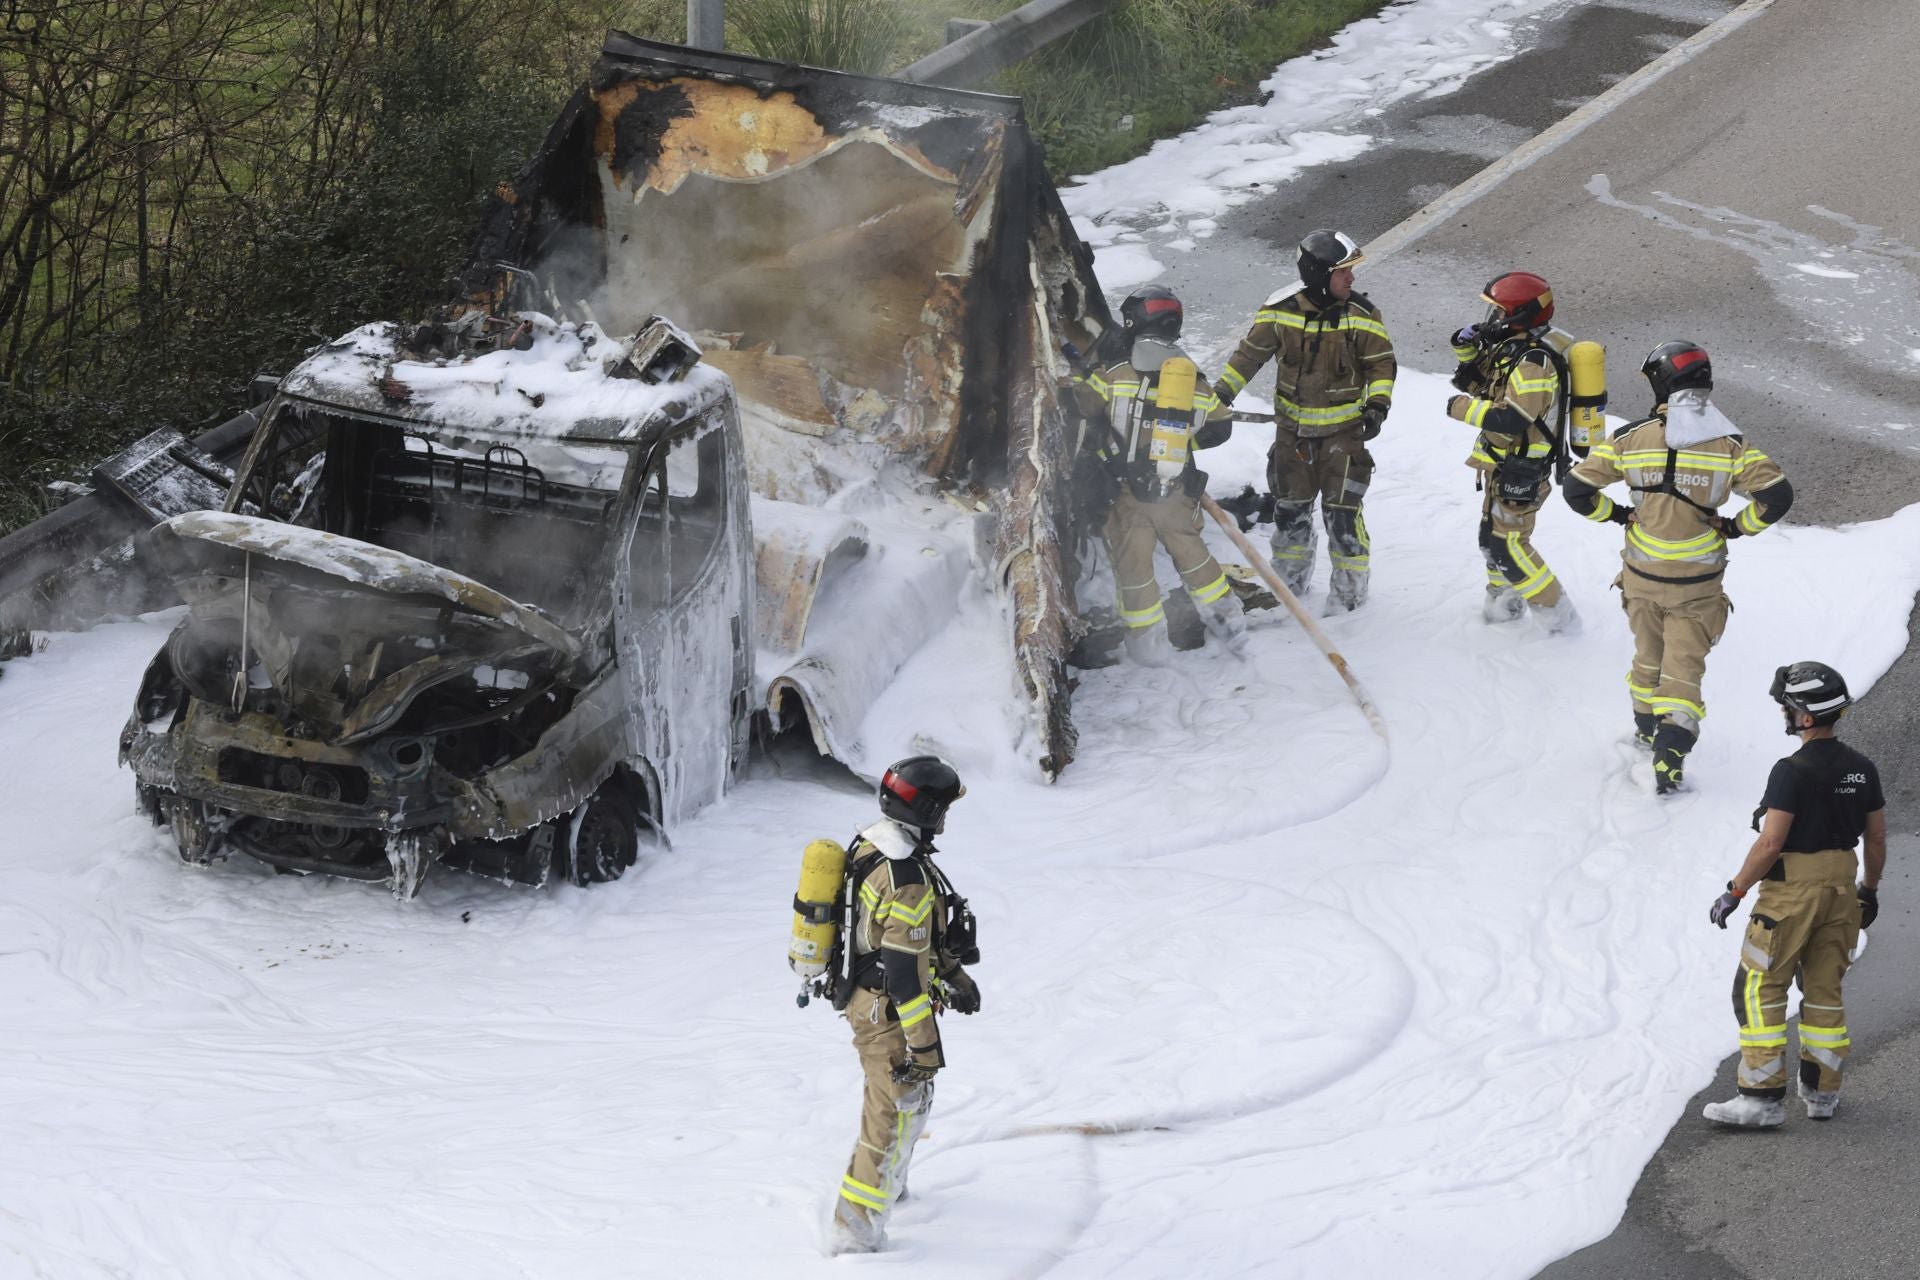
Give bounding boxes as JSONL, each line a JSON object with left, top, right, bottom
{"left": 731, "top": 0, "right": 915, "bottom": 74}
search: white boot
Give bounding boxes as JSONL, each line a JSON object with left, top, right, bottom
{"left": 1702, "top": 1094, "right": 1786, "bottom": 1127}
{"left": 828, "top": 1198, "right": 886, "bottom": 1254}
{"left": 1123, "top": 622, "right": 1174, "bottom": 668}
{"left": 1198, "top": 596, "right": 1249, "bottom": 655}
{"left": 1532, "top": 594, "right": 1580, "bottom": 636}
{"left": 1799, "top": 1081, "right": 1840, "bottom": 1121}
{"left": 1482, "top": 587, "right": 1525, "bottom": 624}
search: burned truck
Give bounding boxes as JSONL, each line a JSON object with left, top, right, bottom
{"left": 120, "top": 313, "right": 754, "bottom": 896}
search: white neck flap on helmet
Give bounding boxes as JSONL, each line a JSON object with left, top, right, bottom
{"left": 860, "top": 818, "right": 921, "bottom": 860}
{"left": 1664, "top": 387, "right": 1740, "bottom": 449}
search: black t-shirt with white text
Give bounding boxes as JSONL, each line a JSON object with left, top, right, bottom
{"left": 1757, "top": 738, "right": 1884, "bottom": 875}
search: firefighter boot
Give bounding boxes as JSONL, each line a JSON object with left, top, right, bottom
{"left": 1269, "top": 501, "right": 1317, "bottom": 597}
{"left": 1532, "top": 594, "right": 1580, "bottom": 636}
{"left": 829, "top": 1198, "right": 886, "bottom": 1254}
{"left": 1702, "top": 1094, "right": 1786, "bottom": 1128}
{"left": 1482, "top": 586, "right": 1525, "bottom": 624}
{"left": 1198, "top": 595, "right": 1249, "bottom": 655}
{"left": 1651, "top": 720, "right": 1697, "bottom": 795}
{"left": 1633, "top": 712, "right": 1659, "bottom": 752}
{"left": 1800, "top": 1078, "right": 1840, "bottom": 1121}
{"left": 1124, "top": 621, "right": 1174, "bottom": 667}
{"left": 1324, "top": 507, "right": 1369, "bottom": 614}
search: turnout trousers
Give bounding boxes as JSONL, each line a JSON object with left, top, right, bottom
{"left": 1268, "top": 423, "right": 1372, "bottom": 601}
{"left": 1478, "top": 481, "right": 1562, "bottom": 610}
{"left": 835, "top": 987, "right": 934, "bottom": 1244}
{"left": 1103, "top": 487, "right": 1231, "bottom": 633}
{"left": 1732, "top": 849, "right": 1861, "bottom": 1099}
{"left": 1618, "top": 571, "right": 1730, "bottom": 735}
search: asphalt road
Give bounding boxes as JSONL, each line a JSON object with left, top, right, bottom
{"left": 1172, "top": 0, "right": 1920, "bottom": 1273}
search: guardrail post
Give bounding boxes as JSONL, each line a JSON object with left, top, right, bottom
{"left": 688, "top": 0, "right": 725, "bottom": 51}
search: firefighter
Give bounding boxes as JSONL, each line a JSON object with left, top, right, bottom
{"left": 1444, "top": 271, "right": 1578, "bottom": 633}
{"left": 1562, "top": 341, "right": 1793, "bottom": 792}
{"left": 1072, "top": 285, "right": 1246, "bottom": 665}
{"left": 1213, "top": 229, "right": 1395, "bottom": 614}
{"left": 1703, "top": 662, "right": 1885, "bottom": 1126}
{"left": 829, "top": 755, "right": 980, "bottom": 1254}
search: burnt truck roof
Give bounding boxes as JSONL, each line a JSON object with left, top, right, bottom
{"left": 276, "top": 313, "right": 730, "bottom": 448}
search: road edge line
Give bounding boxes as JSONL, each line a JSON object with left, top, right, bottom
{"left": 1365, "top": 0, "right": 1778, "bottom": 264}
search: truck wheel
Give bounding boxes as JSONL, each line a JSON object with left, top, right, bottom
{"left": 564, "top": 785, "right": 640, "bottom": 886}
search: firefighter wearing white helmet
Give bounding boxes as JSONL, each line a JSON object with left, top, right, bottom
{"left": 1069, "top": 285, "right": 1247, "bottom": 665}
{"left": 1213, "top": 229, "right": 1396, "bottom": 614}
{"left": 1701, "top": 662, "right": 1886, "bottom": 1128}
{"left": 826, "top": 756, "right": 980, "bottom": 1254}
{"left": 1562, "top": 341, "right": 1794, "bottom": 793}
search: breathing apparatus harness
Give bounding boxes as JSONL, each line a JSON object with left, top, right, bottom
{"left": 822, "top": 839, "right": 979, "bottom": 1013}
{"left": 1478, "top": 331, "right": 1573, "bottom": 503}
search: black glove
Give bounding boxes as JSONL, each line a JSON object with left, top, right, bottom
{"left": 1709, "top": 881, "right": 1745, "bottom": 929}
{"left": 1859, "top": 884, "right": 1879, "bottom": 929}
{"left": 939, "top": 968, "right": 981, "bottom": 1015}
{"left": 1360, "top": 403, "right": 1387, "bottom": 441}
{"left": 1450, "top": 363, "right": 1478, "bottom": 393}
{"left": 1715, "top": 515, "right": 1745, "bottom": 539}
{"left": 891, "top": 1044, "right": 941, "bottom": 1084}
{"left": 1609, "top": 504, "right": 1636, "bottom": 526}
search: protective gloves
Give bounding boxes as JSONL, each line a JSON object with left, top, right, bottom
{"left": 1715, "top": 515, "right": 1745, "bottom": 539}
{"left": 1360, "top": 403, "right": 1387, "bottom": 440}
{"left": 1450, "top": 363, "right": 1479, "bottom": 392}
{"left": 891, "top": 1044, "right": 941, "bottom": 1084}
{"left": 1859, "top": 884, "right": 1879, "bottom": 929}
{"left": 1609, "top": 504, "right": 1637, "bottom": 526}
{"left": 1451, "top": 325, "right": 1481, "bottom": 348}
{"left": 1709, "top": 881, "right": 1745, "bottom": 929}
{"left": 938, "top": 967, "right": 981, "bottom": 1015}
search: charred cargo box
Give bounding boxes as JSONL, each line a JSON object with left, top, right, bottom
{"left": 119, "top": 313, "right": 754, "bottom": 897}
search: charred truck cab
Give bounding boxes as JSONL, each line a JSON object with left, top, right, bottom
{"left": 120, "top": 313, "right": 755, "bottom": 897}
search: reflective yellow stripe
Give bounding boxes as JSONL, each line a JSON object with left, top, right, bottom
{"left": 1508, "top": 373, "right": 1558, "bottom": 394}
{"left": 1740, "top": 1027, "right": 1788, "bottom": 1047}
{"left": 1734, "top": 448, "right": 1771, "bottom": 476}
{"left": 1618, "top": 450, "right": 1736, "bottom": 471}
{"left": 1464, "top": 400, "right": 1489, "bottom": 428}
{"left": 1276, "top": 395, "right": 1364, "bottom": 426}
{"left": 1189, "top": 574, "right": 1230, "bottom": 605}
{"left": 1219, "top": 365, "right": 1249, "bottom": 393}
{"left": 1344, "top": 317, "right": 1390, "bottom": 341}
{"left": 1107, "top": 381, "right": 1141, "bottom": 395}
{"left": 1256, "top": 309, "right": 1305, "bottom": 329}
{"left": 1194, "top": 391, "right": 1222, "bottom": 411}
{"left": 1585, "top": 494, "right": 1616, "bottom": 522}
{"left": 1648, "top": 695, "right": 1706, "bottom": 722}
{"left": 1626, "top": 677, "right": 1656, "bottom": 696}
{"left": 860, "top": 883, "right": 879, "bottom": 908}
{"left": 1628, "top": 524, "right": 1724, "bottom": 560}
{"left": 1118, "top": 599, "right": 1165, "bottom": 628}
{"left": 1364, "top": 378, "right": 1394, "bottom": 401}
{"left": 886, "top": 894, "right": 934, "bottom": 927}
{"left": 1738, "top": 503, "right": 1770, "bottom": 534}
{"left": 841, "top": 1176, "right": 888, "bottom": 1210}
{"left": 897, "top": 994, "right": 933, "bottom": 1028}
{"left": 1589, "top": 443, "right": 1620, "bottom": 462}
{"left": 1452, "top": 343, "right": 1477, "bottom": 361}
{"left": 1505, "top": 532, "right": 1556, "bottom": 599}
{"left": 1799, "top": 1024, "right": 1849, "bottom": 1046}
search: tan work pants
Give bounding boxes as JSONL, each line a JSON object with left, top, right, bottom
{"left": 1268, "top": 424, "right": 1372, "bottom": 591}
{"left": 836, "top": 987, "right": 933, "bottom": 1238}
{"left": 1734, "top": 849, "right": 1861, "bottom": 1098}
{"left": 1479, "top": 481, "right": 1562, "bottom": 609}
{"left": 1103, "top": 487, "right": 1230, "bottom": 631}
{"left": 1619, "top": 571, "right": 1729, "bottom": 734}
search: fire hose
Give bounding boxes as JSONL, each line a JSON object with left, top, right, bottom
{"left": 1198, "top": 492, "right": 1386, "bottom": 740}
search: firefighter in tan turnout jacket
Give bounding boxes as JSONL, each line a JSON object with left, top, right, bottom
{"left": 1563, "top": 341, "right": 1793, "bottom": 793}
{"left": 829, "top": 756, "right": 980, "bottom": 1255}
{"left": 1214, "top": 229, "right": 1395, "bottom": 614}
{"left": 1073, "top": 285, "right": 1247, "bottom": 665}
{"left": 1444, "top": 271, "right": 1578, "bottom": 633}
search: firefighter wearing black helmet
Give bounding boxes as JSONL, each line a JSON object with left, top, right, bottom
{"left": 1700, "top": 663, "right": 1886, "bottom": 1128}
{"left": 1563, "top": 341, "right": 1794, "bottom": 793}
{"left": 1445, "top": 271, "right": 1579, "bottom": 633}
{"left": 828, "top": 756, "right": 980, "bottom": 1254}
{"left": 1213, "top": 229, "right": 1396, "bottom": 613}
{"left": 1069, "top": 285, "right": 1247, "bottom": 664}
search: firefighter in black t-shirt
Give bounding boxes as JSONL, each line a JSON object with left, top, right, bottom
{"left": 1702, "top": 661, "right": 1886, "bottom": 1127}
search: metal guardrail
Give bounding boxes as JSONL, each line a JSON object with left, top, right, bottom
{"left": 898, "top": 0, "right": 1114, "bottom": 89}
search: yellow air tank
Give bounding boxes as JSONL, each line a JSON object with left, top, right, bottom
{"left": 1566, "top": 340, "right": 1608, "bottom": 454}
{"left": 1149, "top": 355, "right": 1199, "bottom": 478}
{"left": 789, "top": 838, "right": 848, "bottom": 1006}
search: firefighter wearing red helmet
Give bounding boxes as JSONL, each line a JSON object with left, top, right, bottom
{"left": 1445, "top": 271, "right": 1579, "bottom": 633}
{"left": 1562, "top": 341, "right": 1793, "bottom": 793}
{"left": 828, "top": 756, "right": 980, "bottom": 1254}
{"left": 1069, "top": 285, "right": 1247, "bottom": 664}
{"left": 1212, "top": 229, "right": 1396, "bottom": 614}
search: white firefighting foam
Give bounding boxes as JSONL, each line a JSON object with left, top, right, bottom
{"left": 5, "top": 364, "right": 1920, "bottom": 1279}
